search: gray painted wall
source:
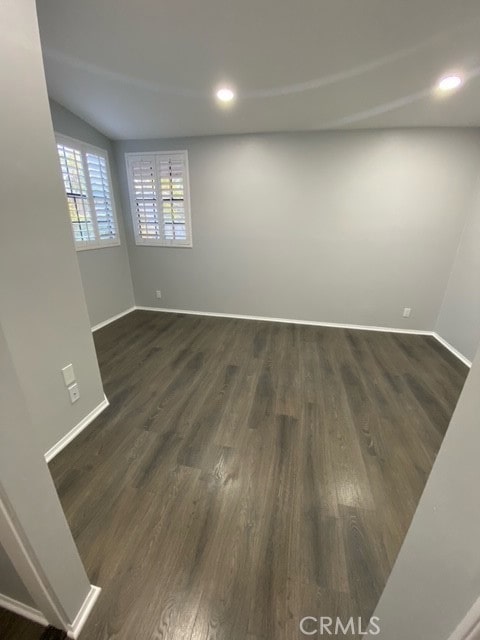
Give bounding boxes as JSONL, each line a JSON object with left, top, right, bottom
{"left": 370, "top": 343, "right": 480, "bottom": 639}
{"left": 0, "top": 544, "right": 33, "bottom": 606}
{"left": 0, "top": 0, "right": 93, "bottom": 621}
{"left": 114, "top": 130, "right": 480, "bottom": 330}
{"left": 435, "top": 178, "right": 480, "bottom": 362}
{"left": 0, "top": 320, "right": 90, "bottom": 623}
{"left": 0, "top": 0, "right": 105, "bottom": 454}
{"left": 49, "top": 100, "right": 135, "bottom": 327}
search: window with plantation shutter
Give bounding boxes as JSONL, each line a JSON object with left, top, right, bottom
{"left": 126, "top": 150, "right": 192, "bottom": 247}
{"left": 55, "top": 134, "right": 120, "bottom": 250}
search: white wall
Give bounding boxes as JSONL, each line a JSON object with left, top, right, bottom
{"left": 49, "top": 99, "right": 135, "bottom": 328}
{"left": 436, "top": 177, "right": 480, "bottom": 362}
{"left": 115, "top": 129, "right": 480, "bottom": 330}
{"left": 369, "top": 343, "right": 480, "bottom": 639}
{"left": 0, "top": 0, "right": 105, "bottom": 454}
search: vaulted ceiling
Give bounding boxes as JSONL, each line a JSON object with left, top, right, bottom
{"left": 37, "top": 0, "right": 480, "bottom": 139}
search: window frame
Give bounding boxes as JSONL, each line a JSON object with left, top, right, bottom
{"left": 125, "top": 150, "right": 193, "bottom": 248}
{"left": 55, "top": 133, "right": 121, "bottom": 251}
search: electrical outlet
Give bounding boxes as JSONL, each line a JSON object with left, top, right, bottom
{"left": 68, "top": 383, "right": 80, "bottom": 404}
{"left": 403, "top": 307, "right": 412, "bottom": 318}
{"left": 156, "top": 290, "right": 162, "bottom": 299}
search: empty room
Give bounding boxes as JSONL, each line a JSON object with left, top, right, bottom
{"left": 1, "top": 1, "right": 480, "bottom": 639}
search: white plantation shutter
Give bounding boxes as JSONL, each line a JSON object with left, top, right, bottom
{"left": 129, "top": 156, "right": 161, "bottom": 242}
{"left": 86, "top": 152, "right": 117, "bottom": 243}
{"left": 126, "top": 151, "right": 192, "bottom": 247}
{"left": 55, "top": 134, "right": 120, "bottom": 250}
{"left": 158, "top": 154, "right": 188, "bottom": 243}
{"left": 57, "top": 143, "right": 96, "bottom": 245}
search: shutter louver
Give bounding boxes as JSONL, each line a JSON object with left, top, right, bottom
{"left": 127, "top": 151, "right": 192, "bottom": 247}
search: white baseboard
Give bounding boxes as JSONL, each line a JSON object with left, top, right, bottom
{"left": 0, "top": 592, "right": 48, "bottom": 627}
{"left": 135, "top": 305, "right": 433, "bottom": 336}
{"left": 432, "top": 333, "right": 472, "bottom": 368}
{"left": 67, "top": 585, "right": 101, "bottom": 639}
{"left": 91, "top": 306, "right": 136, "bottom": 332}
{"left": 448, "top": 596, "right": 480, "bottom": 640}
{"left": 0, "top": 585, "right": 101, "bottom": 639}
{"left": 44, "top": 395, "right": 109, "bottom": 463}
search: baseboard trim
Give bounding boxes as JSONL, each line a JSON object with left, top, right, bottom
{"left": 0, "top": 592, "right": 48, "bottom": 628}
{"left": 448, "top": 596, "right": 480, "bottom": 640}
{"left": 0, "top": 585, "right": 101, "bottom": 638}
{"left": 44, "top": 395, "right": 109, "bottom": 463}
{"left": 432, "top": 333, "right": 472, "bottom": 368}
{"left": 67, "top": 585, "right": 101, "bottom": 639}
{"left": 135, "top": 305, "right": 433, "bottom": 336}
{"left": 91, "top": 306, "right": 136, "bottom": 332}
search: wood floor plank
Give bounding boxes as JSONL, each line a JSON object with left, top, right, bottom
{"left": 25, "top": 311, "right": 466, "bottom": 640}
{"left": 0, "top": 609, "right": 47, "bottom": 640}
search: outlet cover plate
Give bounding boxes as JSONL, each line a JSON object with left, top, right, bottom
{"left": 62, "top": 364, "right": 76, "bottom": 387}
{"left": 68, "top": 383, "right": 80, "bottom": 404}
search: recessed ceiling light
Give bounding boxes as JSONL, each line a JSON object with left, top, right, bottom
{"left": 216, "top": 87, "right": 235, "bottom": 103}
{"left": 437, "top": 75, "right": 463, "bottom": 92}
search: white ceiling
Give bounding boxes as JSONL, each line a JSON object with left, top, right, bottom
{"left": 37, "top": 0, "right": 480, "bottom": 140}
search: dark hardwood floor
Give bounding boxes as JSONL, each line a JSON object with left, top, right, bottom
{"left": 0, "top": 610, "right": 44, "bottom": 640}
{"left": 0, "top": 609, "right": 66, "bottom": 640}
{"left": 9, "top": 311, "right": 468, "bottom": 639}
